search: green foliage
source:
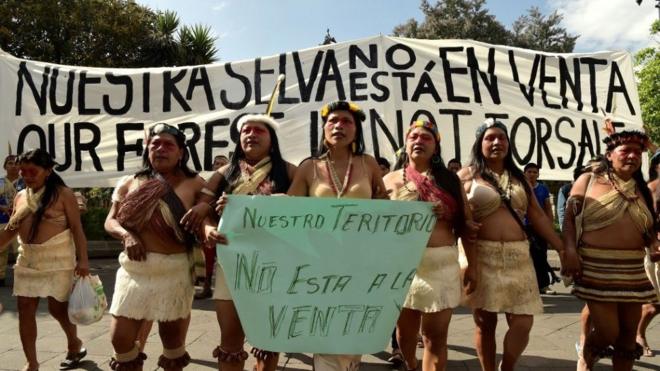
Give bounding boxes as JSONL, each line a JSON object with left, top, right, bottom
{"left": 178, "top": 24, "right": 219, "bottom": 65}
{"left": 0, "top": 0, "right": 218, "bottom": 67}
{"left": 393, "top": 0, "right": 510, "bottom": 45}
{"left": 511, "top": 7, "right": 577, "bottom": 53}
{"left": 635, "top": 20, "right": 660, "bottom": 145}
{"left": 393, "top": 0, "right": 578, "bottom": 53}
{"left": 81, "top": 207, "right": 112, "bottom": 240}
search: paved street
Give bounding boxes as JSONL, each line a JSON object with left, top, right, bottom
{"left": 0, "top": 256, "right": 658, "bottom": 371}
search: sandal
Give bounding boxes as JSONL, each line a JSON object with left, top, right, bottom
{"left": 386, "top": 348, "right": 404, "bottom": 366}
{"left": 59, "top": 348, "right": 87, "bottom": 370}
{"left": 642, "top": 345, "right": 654, "bottom": 357}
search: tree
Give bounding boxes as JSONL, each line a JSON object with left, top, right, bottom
{"left": 511, "top": 7, "right": 578, "bottom": 53}
{"left": 0, "top": 0, "right": 218, "bottom": 67}
{"left": 177, "top": 24, "right": 218, "bottom": 65}
{"left": 635, "top": 20, "right": 660, "bottom": 145}
{"left": 393, "top": 0, "right": 511, "bottom": 45}
{"left": 393, "top": 1, "right": 579, "bottom": 53}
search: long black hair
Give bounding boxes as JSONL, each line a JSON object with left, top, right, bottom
{"left": 394, "top": 128, "right": 467, "bottom": 235}
{"left": 469, "top": 122, "right": 532, "bottom": 197}
{"left": 135, "top": 123, "right": 197, "bottom": 179}
{"left": 217, "top": 124, "right": 290, "bottom": 194}
{"left": 650, "top": 153, "right": 660, "bottom": 182}
{"left": 315, "top": 101, "right": 366, "bottom": 157}
{"left": 16, "top": 148, "right": 67, "bottom": 243}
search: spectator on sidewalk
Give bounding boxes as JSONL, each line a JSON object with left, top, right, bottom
{"left": 0, "top": 154, "right": 25, "bottom": 286}
{"left": 524, "top": 163, "right": 560, "bottom": 294}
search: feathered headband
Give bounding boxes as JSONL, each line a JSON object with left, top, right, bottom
{"left": 475, "top": 118, "right": 508, "bottom": 138}
{"left": 601, "top": 117, "right": 650, "bottom": 152}
{"left": 320, "top": 101, "right": 366, "bottom": 123}
{"left": 407, "top": 120, "right": 441, "bottom": 142}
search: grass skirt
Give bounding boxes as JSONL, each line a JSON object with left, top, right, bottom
{"left": 213, "top": 261, "right": 232, "bottom": 300}
{"left": 462, "top": 240, "right": 543, "bottom": 315}
{"left": 13, "top": 230, "right": 75, "bottom": 302}
{"left": 403, "top": 246, "right": 460, "bottom": 312}
{"left": 110, "top": 251, "right": 194, "bottom": 321}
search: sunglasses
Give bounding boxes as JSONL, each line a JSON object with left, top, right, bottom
{"left": 149, "top": 123, "right": 186, "bottom": 142}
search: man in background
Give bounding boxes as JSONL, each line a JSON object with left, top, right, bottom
{"left": 447, "top": 158, "right": 461, "bottom": 173}
{"left": 0, "top": 154, "right": 25, "bottom": 286}
{"left": 195, "top": 154, "right": 230, "bottom": 299}
{"left": 524, "top": 163, "right": 559, "bottom": 294}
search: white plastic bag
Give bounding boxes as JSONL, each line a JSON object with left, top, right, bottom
{"left": 68, "top": 275, "right": 107, "bottom": 325}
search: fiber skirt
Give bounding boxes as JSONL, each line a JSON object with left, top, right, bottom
{"left": 462, "top": 239, "right": 543, "bottom": 315}
{"left": 110, "top": 251, "right": 194, "bottom": 321}
{"left": 13, "top": 230, "right": 76, "bottom": 302}
{"left": 403, "top": 246, "right": 460, "bottom": 312}
{"left": 573, "top": 245, "right": 657, "bottom": 303}
{"left": 213, "top": 261, "right": 232, "bottom": 300}
{"left": 313, "top": 354, "right": 361, "bottom": 371}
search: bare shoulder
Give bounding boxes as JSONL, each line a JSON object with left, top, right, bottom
{"left": 457, "top": 166, "right": 474, "bottom": 183}
{"left": 570, "top": 173, "right": 593, "bottom": 197}
{"left": 296, "top": 158, "right": 316, "bottom": 173}
{"left": 286, "top": 161, "right": 298, "bottom": 180}
{"left": 187, "top": 174, "right": 207, "bottom": 191}
{"left": 649, "top": 179, "right": 658, "bottom": 194}
{"left": 114, "top": 175, "right": 135, "bottom": 198}
{"left": 383, "top": 169, "right": 403, "bottom": 190}
{"left": 361, "top": 154, "right": 380, "bottom": 168}
{"left": 57, "top": 185, "right": 76, "bottom": 200}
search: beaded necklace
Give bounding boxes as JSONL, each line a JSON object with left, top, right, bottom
{"left": 324, "top": 153, "right": 353, "bottom": 198}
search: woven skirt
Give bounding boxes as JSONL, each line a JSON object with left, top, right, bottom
{"left": 403, "top": 246, "right": 461, "bottom": 312}
{"left": 13, "top": 230, "right": 76, "bottom": 302}
{"left": 573, "top": 245, "right": 657, "bottom": 303}
{"left": 110, "top": 252, "right": 194, "bottom": 321}
{"left": 462, "top": 239, "right": 543, "bottom": 315}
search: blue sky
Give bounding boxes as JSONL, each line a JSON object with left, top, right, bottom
{"left": 138, "top": 0, "right": 657, "bottom": 63}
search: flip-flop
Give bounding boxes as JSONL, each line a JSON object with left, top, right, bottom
{"left": 59, "top": 348, "right": 87, "bottom": 370}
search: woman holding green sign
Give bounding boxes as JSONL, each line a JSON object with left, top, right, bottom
{"left": 383, "top": 120, "right": 478, "bottom": 371}
{"left": 457, "top": 119, "right": 579, "bottom": 371}
{"left": 206, "top": 114, "right": 296, "bottom": 371}
{"left": 288, "top": 100, "right": 387, "bottom": 371}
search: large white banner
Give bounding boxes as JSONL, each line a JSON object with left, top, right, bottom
{"left": 0, "top": 35, "right": 642, "bottom": 186}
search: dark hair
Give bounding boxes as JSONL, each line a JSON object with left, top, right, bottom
{"left": 376, "top": 157, "right": 391, "bottom": 170}
{"left": 650, "top": 152, "right": 660, "bottom": 182}
{"left": 594, "top": 156, "right": 658, "bottom": 237}
{"left": 469, "top": 124, "right": 532, "bottom": 197}
{"left": 218, "top": 124, "right": 290, "bottom": 194}
{"left": 523, "top": 162, "right": 539, "bottom": 172}
{"left": 135, "top": 123, "right": 197, "bottom": 179}
{"left": 572, "top": 165, "right": 586, "bottom": 181}
{"left": 448, "top": 158, "right": 461, "bottom": 166}
{"left": 316, "top": 102, "right": 366, "bottom": 157}
{"left": 394, "top": 128, "right": 466, "bottom": 235}
{"left": 3, "top": 155, "right": 17, "bottom": 169}
{"left": 214, "top": 155, "right": 229, "bottom": 162}
{"left": 16, "top": 149, "right": 67, "bottom": 243}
